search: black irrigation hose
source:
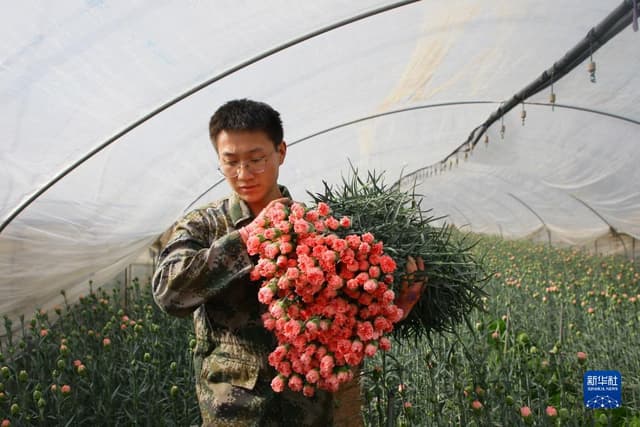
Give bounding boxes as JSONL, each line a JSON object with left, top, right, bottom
{"left": 401, "top": 0, "right": 640, "bottom": 182}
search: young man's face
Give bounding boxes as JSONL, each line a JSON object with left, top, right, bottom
{"left": 215, "top": 130, "right": 286, "bottom": 215}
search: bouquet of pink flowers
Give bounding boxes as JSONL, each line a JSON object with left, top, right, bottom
{"left": 245, "top": 201, "right": 404, "bottom": 396}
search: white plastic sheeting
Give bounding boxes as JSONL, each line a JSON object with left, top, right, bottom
{"left": 1, "top": 0, "right": 639, "bottom": 320}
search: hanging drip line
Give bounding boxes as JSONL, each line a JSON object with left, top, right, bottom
{"left": 549, "top": 67, "right": 556, "bottom": 110}
{"left": 500, "top": 102, "right": 506, "bottom": 139}
{"left": 588, "top": 39, "right": 597, "bottom": 83}
{"left": 397, "top": 0, "right": 639, "bottom": 188}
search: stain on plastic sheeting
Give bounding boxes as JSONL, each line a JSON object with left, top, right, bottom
{"left": 378, "top": 3, "right": 483, "bottom": 110}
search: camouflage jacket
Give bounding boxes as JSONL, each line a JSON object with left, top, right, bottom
{"left": 152, "top": 186, "right": 333, "bottom": 427}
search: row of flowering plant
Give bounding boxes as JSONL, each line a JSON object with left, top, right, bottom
{"left": 246, "top": 201, "right": 404, "bottom": 396}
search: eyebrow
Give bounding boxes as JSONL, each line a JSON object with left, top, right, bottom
{"left": 220, "top": 147, "right": 266, "bottom": 158}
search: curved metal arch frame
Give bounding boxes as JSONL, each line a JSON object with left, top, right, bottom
{"left": 0, "top": 0, "right": 420, "bottom": 234}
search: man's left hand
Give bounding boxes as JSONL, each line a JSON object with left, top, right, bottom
{"left": 395, "top": 256, "right": 426, "bottom": 321}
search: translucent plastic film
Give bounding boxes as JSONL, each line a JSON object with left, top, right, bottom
{"left": 1, "top": 0, "right": 638, "bottom": 321}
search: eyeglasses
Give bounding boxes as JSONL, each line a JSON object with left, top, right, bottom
{"left": 217, "top": 151, "right": 275, "bottom": 178}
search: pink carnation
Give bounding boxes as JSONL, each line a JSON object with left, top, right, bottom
{"left": 303, "top": 384, "right": 315, "bottom": 397}
{"left": 379, "top": 337, "right": 392, "bottom": 351}
{"left": 317, "top": 202, "right": 331, "bottom": 216}
{"left": 379, "top": 255, "right": 397, "bottom": 273}
{"left": 290, "top": 203, "right": 305, "bottom": 219}
{"left": 325, "top": 217, "right": 340, "bottom": 230}
{"left": 356, "top": 321, "right": 375, "bottom": 341}
{"left": 271, "top": 375, "right": 285, "bottom": 392}
{"left": 364, "top": 342, "right": 378, "bottom": 357}
{"left": 294, "top": 220, "right": 310, "bottom": 235}
{"left": 258, "top": 286, "right": 274, "bottom": 304}
{"left": 246, "top": 236, "right": 261, "bottom": 255}
{"left": 305, "top": 368, "right": 320, "bottom": 384}
{"left": 363, "top": 279, "right": 378, "bottom": 293}
{"left": 288, "top": 374, "right": 303, "bottom": 392}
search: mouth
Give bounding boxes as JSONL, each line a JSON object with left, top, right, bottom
{"left": 238, "top": 184, "right": 258, "bottom": 192}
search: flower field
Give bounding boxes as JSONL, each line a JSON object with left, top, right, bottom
{"left": 362, "top": 236, "right": 640, "bottom": 426}
{"left": 1, "top": 236, "right": 639, "bottom": 426}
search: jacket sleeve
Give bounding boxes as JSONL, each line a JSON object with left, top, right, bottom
{"left": 152, "top": 208, "right": 253, "bottom": 317}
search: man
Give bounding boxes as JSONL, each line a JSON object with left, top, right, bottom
{"left": 152, "top": 99, "right": 423, "bottom": 426}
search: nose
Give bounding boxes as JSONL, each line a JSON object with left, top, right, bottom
{"left": 236, "top": 162, "right": 255, "bottom": 179}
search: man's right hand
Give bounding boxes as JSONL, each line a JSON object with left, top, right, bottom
{"left": 239, "top": 197, "right": 292, "bottom": 243}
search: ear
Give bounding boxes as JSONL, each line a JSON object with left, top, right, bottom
{"left": 277, "top": 141, "right": 287, "bottom": 165}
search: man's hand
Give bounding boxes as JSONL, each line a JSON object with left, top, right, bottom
{"left": 238, "top": 197, "right": 292, "bottom": 243}
{"left": 395, "top": 256, "right": 426, "bottom": 321}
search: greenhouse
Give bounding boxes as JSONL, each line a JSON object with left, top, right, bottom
{"left": 1, "top": 1, "right": 639, "bottom": 425}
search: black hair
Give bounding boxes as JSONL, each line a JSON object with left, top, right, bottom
{"left": 209, "top": 99, "right": 283, "bottom": 149}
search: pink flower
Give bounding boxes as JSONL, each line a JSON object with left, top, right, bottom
{"left": 331, "top": 238, "right": 348, "bottom": 252}
{"left": 317, "top": 202, "right": 331, "bottom": 216}
{"left": 283, "top": 320, "right": 302, "bottom": 340}
{"left": 271, "top": 375, "right": 285, "bottom": 393}
{"left": 358, "top": 242, "right": 371, "bottom": 255}
{"left": 336, "top": 369, "right": 352, "bottom": 383}
{"left": 320, "top": 355, "right": 335, "bottom": 378}
{"left": 102, "top": 337, "right": 111, "bottom": 347}
{"left": 323, "top": 374, "right": 340, "bottom": 392}
{"left": 577, "top": 351, "right": 587, "bottom": 364}
{"left": 379, "top": 337, "right": 392, "bottom": 351}
{"left": 471, "top": 400, "right": 483, "bottom": 410}
{"left": 269, "top": 301, "right": 285, "bottom": 319}
{"left": 293, "top": 220, "right": 310, "bottom": 235}
{"left": 288, "top": 374, "right": 303, "bottom": 392}
{"left": 258, "top": 286, "right": 275, "bottom": 304}
{"left": 305, "top": 368, "right": 320, "bottom": 384}
{"left": 545, "top": 406, "right": 557, "bottom": 417}
{"left": 277, "top": 360, "right": 292, "bottom": 377}
{"left": 368, "top": 266, "right": 381, "bottom": 279}
{"left": 40, "top": 329, "right": 48, "bottom": 337}
{"left": 361, "top": 232, "right": 375, "bottom": 244}
{"left": 379, "top": 255, "right": 397, "bottom": 273}
{"left": 290, "top": 203, "right": 306, "bottom": 219}
{"left": 306, "top": 267, "right": 325, "bottom": 287}
{"left": 374, "top": 316, "right": 392, "bottom": 334}
{"left": 339, "top": 216, "right": 351, "bottom": 228}
{"left": 263, "top": 228, "right": 277, "bottom": 240}
{"left": 520, "top": 406, "right": 532, "bottom": 418}
{"left": 61, "top": 384, "right": 72, "bottom": 395}
{"left": 363, "top": 279, "right": 378, "bottom": 294}
{"left": 325, "top": 217, "right": 339, "bottom": 230}
{"left": 280, "top": 241, "right": 293, "bottom": 254}
{"left": 357, "top": 321, "right": 374, "bottom": 341}
{"left": 303, "top": 384, "right": 315, "bottom": 397}
{"left": 246, "top": 236, "right": 261, "bottom": 255}
{"left": 364, "top": 342, "right": 378, "bottom": 357}
{"left": 305, "top": 210, "right": 319, "bottom": 222}
{"left": 345, "top": 234, "right": 361, "bottom": 249}
{"left": 286, "top": 267, "right": 300, "bottom": 280}
{"left": 264, "top": 244, "right": 279, "bottom": 259}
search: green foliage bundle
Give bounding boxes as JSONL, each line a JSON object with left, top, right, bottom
{"left": 309, "top": 169, "right": 487, "bottom": 339}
